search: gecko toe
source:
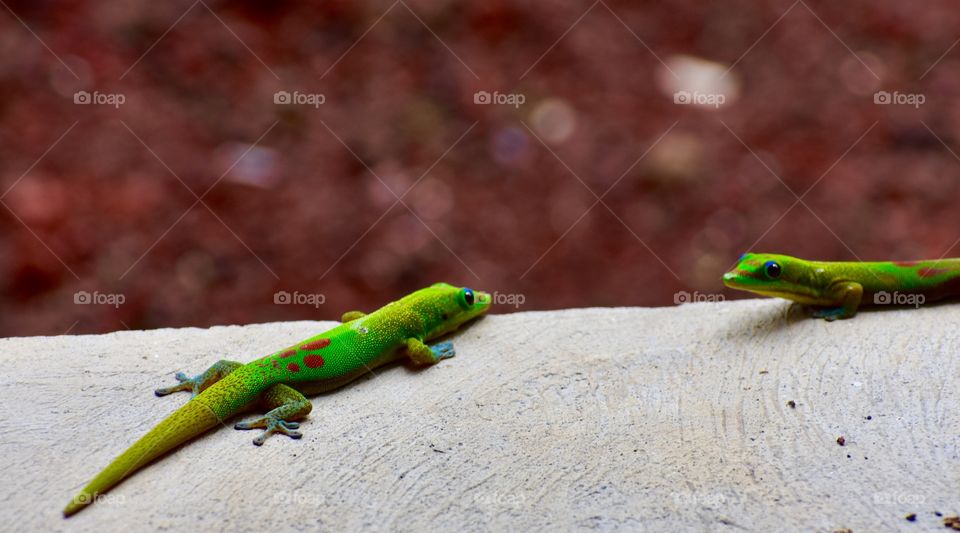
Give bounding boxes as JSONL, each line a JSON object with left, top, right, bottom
{"left": 237, "top": 415, "right": 304, "bottom": 445}
{"left": 234, "top": 418, "right": 265, "bottom": 430}
{"left": 813, "top": 307, "right": 845, "bottom": 321}
{"left": 431, "top": 341, "right": 456, "bottom": 360}
{"left": 155, "top": 372, "right": 202, "bottom": 397}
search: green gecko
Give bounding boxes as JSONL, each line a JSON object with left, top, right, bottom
{"left": 64, "top": 283, "right": 491, "bottom": 517}
{"left": 723, "top": 252, "right": 960, "bottom": 320}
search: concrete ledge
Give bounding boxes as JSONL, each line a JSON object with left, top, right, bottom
{"left": 3, "top": 299, "right": 959, "bottom": 531}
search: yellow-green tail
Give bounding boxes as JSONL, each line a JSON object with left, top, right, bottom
{"left": 63, "top": 399, "right": 222, "bottom": 517}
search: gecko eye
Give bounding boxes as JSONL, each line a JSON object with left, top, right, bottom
{"left": 738, "top": 253, "right": 747, "bottom": 262}
{"left": 763, "top": 261, "right": 782, "bottom": 279}
{"left": 461, "top": 288, "right": 475, "bottom": 307}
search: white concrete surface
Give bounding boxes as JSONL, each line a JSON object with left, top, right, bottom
{"left": 2, "top": 299, "right": 958, "bottom": 532}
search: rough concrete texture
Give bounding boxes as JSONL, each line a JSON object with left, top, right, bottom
{"left": 3, "top": 299, "right": 959, "bottom": 532}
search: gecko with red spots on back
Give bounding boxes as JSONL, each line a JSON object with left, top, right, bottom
{"left": 724, "top": 253, "right": 960, "bottom": 320}
{"left": 64, "top": 283, "right": 491, "bottom": 517}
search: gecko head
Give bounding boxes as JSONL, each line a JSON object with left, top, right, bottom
{"left": 722, "top": 253, "right": 824, "bottom": 303}
{"left": 422, "top": 282, "right": 491, "bottom": 339}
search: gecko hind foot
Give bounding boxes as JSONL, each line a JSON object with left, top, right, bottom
{"left": 235, "top": 415, "right": 303, "bottom": 446}
{"left": 155, "top": 360, "right": 243, "bottom": 397}
{"left": 154, "top": 372, "right": 201, "bottom": 397}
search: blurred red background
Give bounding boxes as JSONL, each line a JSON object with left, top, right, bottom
{"left": 2, "top": 1, "right": 959, "bottom": 336}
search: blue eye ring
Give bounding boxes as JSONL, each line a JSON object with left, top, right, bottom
{"left": 461, "top": 288, "right": 475, "bottom": 307}
{"left": 763, "top": 261, "right": 782, "bottom": 279}
{"left": 738, "top": 253, "right": 747, "bottom": 262}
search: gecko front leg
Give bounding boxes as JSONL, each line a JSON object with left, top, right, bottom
{"left": 234, "top": 384, "right": 313, "bottom": 446}
{"left": 404, "top": 338, "right": 456, "bottom": 365}
{"left": 813, "top": 281, "right": 863, "bottom": 321}
{"left": 155, "top": 359, "right": 243, "bottom": 397}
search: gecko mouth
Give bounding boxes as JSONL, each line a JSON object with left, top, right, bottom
{"left": 724, "top": 271, "right": 790, "bottom": 295}
{"left": 476, "top": 291, "right": 492, "bottom": 307}
{"left": 723, "top": 273, "right": 823, "bottom": 303}
{"left": 722, "top": 271, "right": 751, "bottom": 289}
{"left": 724, "top": 272, "right": 777, "bottom": 292}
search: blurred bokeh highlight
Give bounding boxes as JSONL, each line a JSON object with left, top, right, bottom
{"left": 1, "top": 1, "right": 959, "bottom": 335}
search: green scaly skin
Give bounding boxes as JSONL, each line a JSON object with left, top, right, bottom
{"left": 723, "top": 252, "right": 960, "bottom": 320}
{"left": 64, "top": 283, "right": 491, "bottom": 517}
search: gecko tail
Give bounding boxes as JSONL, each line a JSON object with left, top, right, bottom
{"left": 63, "top": 398, "right": 222, "bottom": 517}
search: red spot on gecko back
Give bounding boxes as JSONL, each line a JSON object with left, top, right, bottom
{"left": 304, "top": 354, "right": 325, "bottom": 369}
{"left": 893, "top": 261, "right": 920, "bottom": 267}
{"left": 919, "top": 267, "right": 950, "bottom": 278}
{"left": 287, "top": 362, "right": 300, "bottom": 373}
{"left": 279, "top": 349, "right": 297, "bottom": 358}
{"left": 300, "top": 339, "right": 331, "bottom": 351}
{"left": 272, "top": 360, "right": 280, "bottom": 368}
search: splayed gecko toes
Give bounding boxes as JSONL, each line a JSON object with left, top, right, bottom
{"left": 431, "top": 341, "right": 456, "bottom": 360}
{"left": 235, "top": 415, "right": 303, "bottom": 446}
{"left": 154, "top": 372, "right": 201, "bottom": 397}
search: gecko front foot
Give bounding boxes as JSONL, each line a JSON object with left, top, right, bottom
{"left": 154, "top": 372, "right": 201, "bottom": 397}
{"left": 235, "top": 415, "right": 303, "bottom": 446}
{"left": 432, "top": 341, "right": 456, "bottom": 360}
{"left": 812, "top": 307, "right": 847, "bottom": 321}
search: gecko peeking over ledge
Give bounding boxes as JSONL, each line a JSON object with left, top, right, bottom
{"left": 63, "top": 283, "right": 491, "bottom": 517}
{"left": 723, "top": 252, "right": 960, "bottom": 320}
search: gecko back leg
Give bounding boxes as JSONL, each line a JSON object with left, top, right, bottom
{"left": 341, "top": 310, "right": 367, "bottom": 322}
{"left": 234, "top": 384, "right": 313, "bottom": 446}
{"left": 154, "top": 359, "right": 243, "bottom": 397}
